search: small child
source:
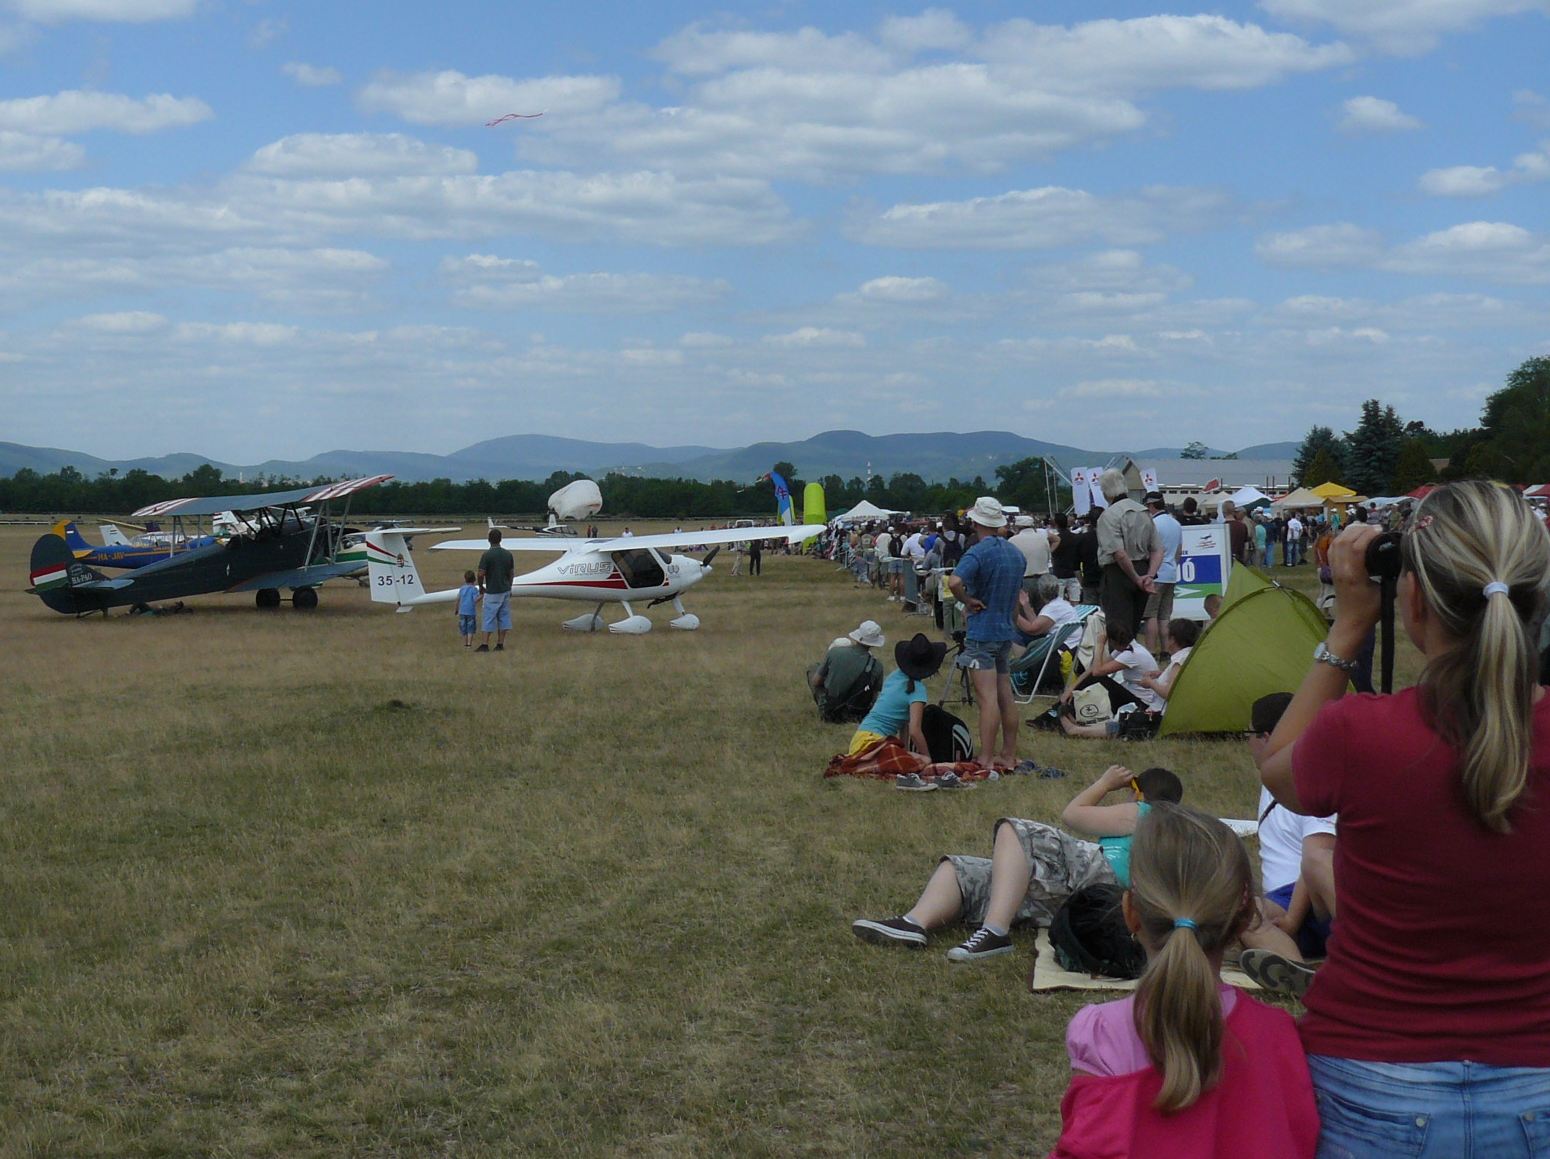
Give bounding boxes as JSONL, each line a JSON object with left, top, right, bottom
{"left": 1051, "top": 803, "right": 1318, "bottom": 1159}
{"left": 848, "top": 632, "right": 946, "bottom": 757}
{"left": 456, "top": 570, "right": 480, "bottom": 648}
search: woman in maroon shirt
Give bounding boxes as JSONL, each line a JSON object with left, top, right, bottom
{"left": 1258, "top": 481, "right": 1550, "bottom": 1157}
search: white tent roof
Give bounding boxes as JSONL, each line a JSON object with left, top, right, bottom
{"left": 832, "top": 499, "right": 904, "bottom": 523}
{"left": 1230, "top": 485, "right": 1271, "bottom": 507}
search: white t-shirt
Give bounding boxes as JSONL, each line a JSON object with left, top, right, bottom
{"left": 903, "top": 532, "right": 926, "bottom": 560}
{"left": 1037, "top": 597, "right": 1079, "bottom": 632}
{"left": 1287, "top": 517, "right": 1304, "bottom": 540}
{"left": 1256, "top": 787, "right": 1337, "bottom": 893}
{"left": 1011, "top": 528, "right": 1053, "bottom": 576}
{"left": 1111, "top": 641, "right": 1164, "bottom": 712}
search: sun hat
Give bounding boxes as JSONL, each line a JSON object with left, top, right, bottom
{"left": 1014, "top": 515, "right": 1036, "bottom": 528}
{"left": 848, "top": 620, "right": 885, "bottom": 648}
{"left": 1144, "top": 490, "right": 1164, "bottom": 505}
{"left": 895, "top": 632, "right": 948, "bottom": 681}
{"left": 965, "top": 496, "right": 1007, "bottom": 528}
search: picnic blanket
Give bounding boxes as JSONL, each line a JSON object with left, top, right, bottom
{"left": 823, "top": 736, "right": 991, "bottom": 782}
{"left": 1028, "top": 929, "right": 1260, "bottom": 992}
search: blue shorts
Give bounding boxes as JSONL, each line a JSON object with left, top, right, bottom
{"left": 482, "top": 592, "right": 512, "bottom": 631}
{"left": 458, "top": 614, "right": 476, "bottom": 636}
{"left": 956, "top": 637, "right": 1012, "bottom": 674}
{"left": 1307, "top": 1055, "right": 1550, "bottom": 1158}
{"left": 1265, "top": 881, "right": 1333, "bottom": 959}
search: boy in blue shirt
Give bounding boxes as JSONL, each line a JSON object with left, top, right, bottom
{"left": 456, "top": 570, "right": 480, "bottom": 648}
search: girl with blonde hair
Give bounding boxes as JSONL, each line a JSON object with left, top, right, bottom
{"left": 1259, "top": 480, "right": 1550, "bottom": 1157}
{"left": 1052, "top": 803, "right": 1317, "bottom": 1158}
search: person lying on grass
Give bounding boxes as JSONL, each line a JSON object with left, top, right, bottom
{"left": 851, "top": 764, "right": 1183, "bottom": 962}
{"left": 844, "top": 632, "right": 946, "bottom": 758}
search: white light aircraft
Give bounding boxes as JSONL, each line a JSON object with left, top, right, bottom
{"left": 365, "top": 524, "right": 823, "bottom": 633}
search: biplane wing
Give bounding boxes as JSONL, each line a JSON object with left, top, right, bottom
{"left": 132, "top": 475, "right": 394, "bottom": 518}
{"left": 225, "top": 561, "right": 369, "bottom": 592}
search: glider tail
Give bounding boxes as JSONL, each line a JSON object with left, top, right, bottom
{"left": 365, "top": 531, "right": 431, "bottom": 610}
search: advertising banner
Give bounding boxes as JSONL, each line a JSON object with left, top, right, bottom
{"left": 1173, "top": 524, "right": 1233, "bottom": 620}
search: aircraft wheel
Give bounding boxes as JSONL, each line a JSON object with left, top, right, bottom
{"left": 255, "top": 588, "right": 282, "bottom": 610}
{"left": 292, "top": 586, "right": 319, "bottom": 610}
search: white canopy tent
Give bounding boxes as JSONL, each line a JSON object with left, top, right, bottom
{"left": 1230, "top": 485, "right": 1272, "bottom": 509}
{"left": 831, "top": 499, "right": 905, "bottom": 524}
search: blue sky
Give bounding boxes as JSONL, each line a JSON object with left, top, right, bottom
{"left": 0, "top": 0, "right": 1547, "bottom": 464}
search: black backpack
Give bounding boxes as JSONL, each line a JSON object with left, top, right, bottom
{"left": 920, "top": 704, "right": 973, "bottom": 763}
{"left": 816, "top": 654, "right": 884, "bottom": 723}
{"left": 1049, "top": 883, "right": 1146, "bottom": 980}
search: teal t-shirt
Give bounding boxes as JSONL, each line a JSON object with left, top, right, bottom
{"left": 857, "top": 668, "right": 928, "bottom": 738}
{"left": 1097, "top": 801, "right": 1150, "bottom": 888}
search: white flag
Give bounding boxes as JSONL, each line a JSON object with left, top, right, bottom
{"left": 1071, "top": 467, "right": 1091, "bottom": 516}
{"left": 1141, "top": 468, "right": 1159, "bottom": 492}
{"left": 1088, "top": 467, "right": 1108, "bottom": 510}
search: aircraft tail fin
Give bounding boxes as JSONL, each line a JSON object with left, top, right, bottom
{"left": 98, "top": 523, "right": 132, "bottom": 546}
{"left": 29, "top": 533, "right": 96, "bottom": 613}
{"left": 365, "top": 531, "right": 426, "bottom": 609}
{"left": 51, "top": 519, "right": 96, "bottom": 555}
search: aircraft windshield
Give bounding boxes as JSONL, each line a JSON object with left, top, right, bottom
{"left": 611, "top": 549, "right": 666, "bottom": 589}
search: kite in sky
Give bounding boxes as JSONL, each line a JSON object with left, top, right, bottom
{"left": 485, "top": 112, "right": 545, "bottom": 127}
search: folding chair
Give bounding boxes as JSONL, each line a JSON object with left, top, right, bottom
{"left": 1011, "top": 605, "right": 1102, "bottom": 707}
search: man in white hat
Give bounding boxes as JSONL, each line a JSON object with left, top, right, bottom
{"left": 809, "top": 620, "right": 886, "bottom": 722}
{"left": 947, "top": 497, "right": 1026, "bottom": 770}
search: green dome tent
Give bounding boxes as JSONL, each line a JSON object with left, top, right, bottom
{"left": 1159, "top": 567, "right": 1335, "bottom": 736}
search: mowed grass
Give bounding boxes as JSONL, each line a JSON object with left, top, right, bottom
{"left": 0, "top": 521, "right": 1418, "bottom": 1157}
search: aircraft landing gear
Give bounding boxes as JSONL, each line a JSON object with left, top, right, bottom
{"left": 292, "top": 587, "right": 318, "bottom": 610}
{"left": 256, "top": 588, "right": 282, "bottom": 610}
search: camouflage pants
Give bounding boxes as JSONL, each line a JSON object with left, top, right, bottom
{"left": 945, "top": 816, "right": 1118, "bottom": 929}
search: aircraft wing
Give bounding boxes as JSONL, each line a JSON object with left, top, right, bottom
{"left": 432, "top": 538, "right": 582, "bottom": 553}
{"left": 133, "top": 475, "right": 394, "bottom": 518}
{"left": 590, "top": 525, "right": 827, "bottom": 553}
{"left": 226, "top": 561, "right": 368, "bottom": 592}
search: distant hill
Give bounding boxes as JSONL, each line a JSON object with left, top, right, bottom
{"left": 0, "top": 432, "right": 1293, "bottom": 486}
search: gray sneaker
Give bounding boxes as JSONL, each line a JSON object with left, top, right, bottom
{"left": 894, "top": 773, "right": 938, "bottom": 792}
{"left": 852, "top": 916, "right": 928, "bottom": 948}
{"left": 1239, "top": 949, "right": 1317, "bottom": 997}
{"left": 931, "top": 772, "right": 974, "bottom": 790}
{"left": 946, "top": 926, "right": 1013, "bottom": 962}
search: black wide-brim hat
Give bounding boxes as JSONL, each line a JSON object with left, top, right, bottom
{"left": 896, "top": 632, "right": 948, "bottom": 681}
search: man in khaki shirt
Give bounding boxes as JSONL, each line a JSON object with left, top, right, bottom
{"left": 1094, "top": 468, "right": 1161, "bottom": 638}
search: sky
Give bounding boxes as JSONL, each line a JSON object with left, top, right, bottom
{"left": 0, "top": 0, "right": 1547, "bottom": 465}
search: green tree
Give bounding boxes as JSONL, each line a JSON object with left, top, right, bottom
{"left": 1342, "top": 400, "right": 1406, "bottom": 496}
{"left": 1476, "top": 356, "right": 1550, "bottom": 481}
{"left": 1180, "top": 441, "right": 1209, "bottom": 460}
{"left": 1391, "top": 438, "right": 1438, "bottom": 494}
{"left": 993, "top": 456, "right": 1063, "bottom": 514}
{"left": 1293, "top": 425, "right": 1344, "bottom": 486}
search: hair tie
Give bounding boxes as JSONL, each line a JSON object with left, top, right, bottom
{"left": 1483, "top": 581, "right": 1510, "bottom": 598}
{"left": 1173, "top": 918, "right": 1197, "bottom": 931}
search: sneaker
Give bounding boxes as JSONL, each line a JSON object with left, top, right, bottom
{"left": 852, "top": 916, "right": 927, "bottom": 948}
{"left": 932, "top": 772, "right": 973, "bottom": 790}
{"left": 946, "top": 927, "right": 1013, "bottom": 962}
{"left": 474, "top": 644, "right": 489, "bottom": 653}
{"left": 1010, "top": 759, "right": 1040, "bottom": 776}
{"left": 1239, "top": 949, "right": 1317, "bottom": 997}
{"left": 494, "top": 643, "right": 505, "bottom": 651}
{"left": 894, "top": 772, "right": 938, "bottom": 792}
{"left": 1036, "top": 764, "right": 1069, "bottom": 780}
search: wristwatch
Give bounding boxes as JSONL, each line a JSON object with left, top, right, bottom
{"left": 1313, "top": 641, "right": 1359, "bottom": 673}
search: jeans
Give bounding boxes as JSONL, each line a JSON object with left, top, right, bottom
{"left": 1307, "top": 1055, "right": 1550, "bottom": 1158}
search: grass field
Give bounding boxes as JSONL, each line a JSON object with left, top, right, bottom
{"left": 0, "top": 521, "right": 1414, "bottom": 1157}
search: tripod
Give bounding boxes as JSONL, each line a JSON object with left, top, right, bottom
{"left": 937, "top": 630, "right": 975, "bottom": 708}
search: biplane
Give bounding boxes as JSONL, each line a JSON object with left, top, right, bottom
{"left": 27, "top": 475, "right": 394, "bottom": 615}
{"left": 366, "top": 523, "right": 823, "bottom": 633}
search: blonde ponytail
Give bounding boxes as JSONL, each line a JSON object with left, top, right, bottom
{"left": 1403, "top": 482, "right": 1550, "bottom": 833}
{"left": 1127, "top": 804, "right": 1254, "bottom": 1112}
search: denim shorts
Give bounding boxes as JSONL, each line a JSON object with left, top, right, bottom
{"left": 1307, "top": 1054, "right": 1550, "bottom": 1158}
{"left": 956, "top": 637, "right": 1012, "bottom": 673}
{"left": 458, "top": 614, "right": 476, "bottom": 636}
{"left": 482, "top": 592, "right": 512, "bottom": 631}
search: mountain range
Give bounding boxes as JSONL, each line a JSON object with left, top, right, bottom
{"left": 0, "top": 432, "right": 1298, "bottom": 486}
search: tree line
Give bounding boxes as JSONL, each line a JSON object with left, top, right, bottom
{"left": 1292, "top": 356, "right": 1550, "bottom": 497}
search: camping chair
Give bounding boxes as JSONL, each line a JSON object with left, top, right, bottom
{"left": 1011, "top": 605, "right": 1101, "bottom": 705}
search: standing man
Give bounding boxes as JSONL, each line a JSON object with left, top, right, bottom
{"left": 947, "top": 497, "right": 1025, "bottom": 771}
{"left": 1223, "top": 500, "right": 1249, "bottom": 565}
{"left": 1285, "top": 511, "right": 1304, "bottom": 567}
{"left": 1095, "top": 469, "right": 1161, "bottom": 640}
{"left": 1142, "top": 491, "right": 1184, "bottom": 657}
{"left": 1010, "top": 515, "right": 1052, "bottom": 596}
{"left": 748, "top": 537, "right": 763, "bottom": 576}
{"left": 476, "top": 528, "right": 515, "bottom": 653}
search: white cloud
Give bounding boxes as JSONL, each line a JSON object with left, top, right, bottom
{"left": 0, "top": 130, "right": 82, "bottom": 170}
{"left": 1515, "top": 89, "right": 1550, "bottom": 129}
{"left": 679, "top": 332, "right": 732, "bottom": 348}
{"left": 1420, "top": 143, "right": 1550, "bottom": 196}
{"left": 357, "top": 69, "right": 617, "bottom": 125}
{"left": 654, "top": 23, "right": 896, "bottom": 75}
{"left": 1062, "top": 377, "right": 1163, "bottom": 399}
{"left": 879, "top": 9, "right": 972, "bottom": 53}
{"left": 856, "top": 275, "right": 949, "bottom": 303}
{"left": 620, "top": 347, "right": 684, "bottom": 366}
{"left": 854, "top": 186, "right": 1225, "bottom": 250}
{"left": 3, "top": 0, "right": 197, "bottom": 22}
{"left": 1259, "top": 219, "right": 1550, "bottom": 283}
{"left": 1259, "top": 0, "right": 1549, "bottom": 54}
{"left": 1337, "top": 96, "right": 1422, "bottom": 133}
{"left": 0, "top": 90, "right": 212, "bottom": 134}
{"left": 282, "top": 62, "right": 342, "bottom": 88}
{"left": 440, "top": 254, "right": 728, "bottom": 313}
{"left": 173, "top": 322, "right": 300, "bottom": 345}
{"left": 248, "top": 133, "right": 478, "bottom": 178}
{"left": 75, "top": 310, "right": 166, "bottom": 333}
{"left": 763, "top": 327, "right": 865, "bottom": 348}
{"left": 1255, "top": 222, "right": 1386, "bottom": 266}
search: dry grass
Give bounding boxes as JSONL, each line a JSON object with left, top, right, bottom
{"left": 0, "top": 521, "right": 1419, "bottom": 1157}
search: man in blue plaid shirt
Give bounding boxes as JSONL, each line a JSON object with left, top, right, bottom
{"left": 948, "top": 496, "right": 1026, "bottom": 770}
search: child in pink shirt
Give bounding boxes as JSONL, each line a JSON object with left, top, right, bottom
{"left": 1050, "top": 804, "right": 1318, "bottom": 1159}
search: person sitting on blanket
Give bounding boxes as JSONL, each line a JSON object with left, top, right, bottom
{"left": 851, "top": 763, "right": 1183, "bottom": 962}
{"left": 1137, "top": 618, "right": 1200, "bottom": 704}
{"left": 1012, "top": 573, "right": 1080, "bottom": 650}
{"left": 809, "top": 619, "right": 885, "bottom": 722}
{"left": 1055, "top": 620, "right": 1163, "bottom": 739}
{"left": 846, "top": 632, "right": 947, "bottom": 758}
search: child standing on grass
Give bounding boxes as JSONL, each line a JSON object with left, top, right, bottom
{"left": 456, "top": 570, "right": 480, "bottom": 648}
{"left": 1051, "top": 803, "right": 1317, "bottom": 1159}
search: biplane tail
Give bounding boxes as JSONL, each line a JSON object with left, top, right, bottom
{"left": 28, "top": 533, "right": 110, "bottom": 614}
{"left": 365, "top": 531, "right": 428, "bottom": 611}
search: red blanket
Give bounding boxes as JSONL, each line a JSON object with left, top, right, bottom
{"left": 823, "top": 737, "right": 991, "bottom": 782}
